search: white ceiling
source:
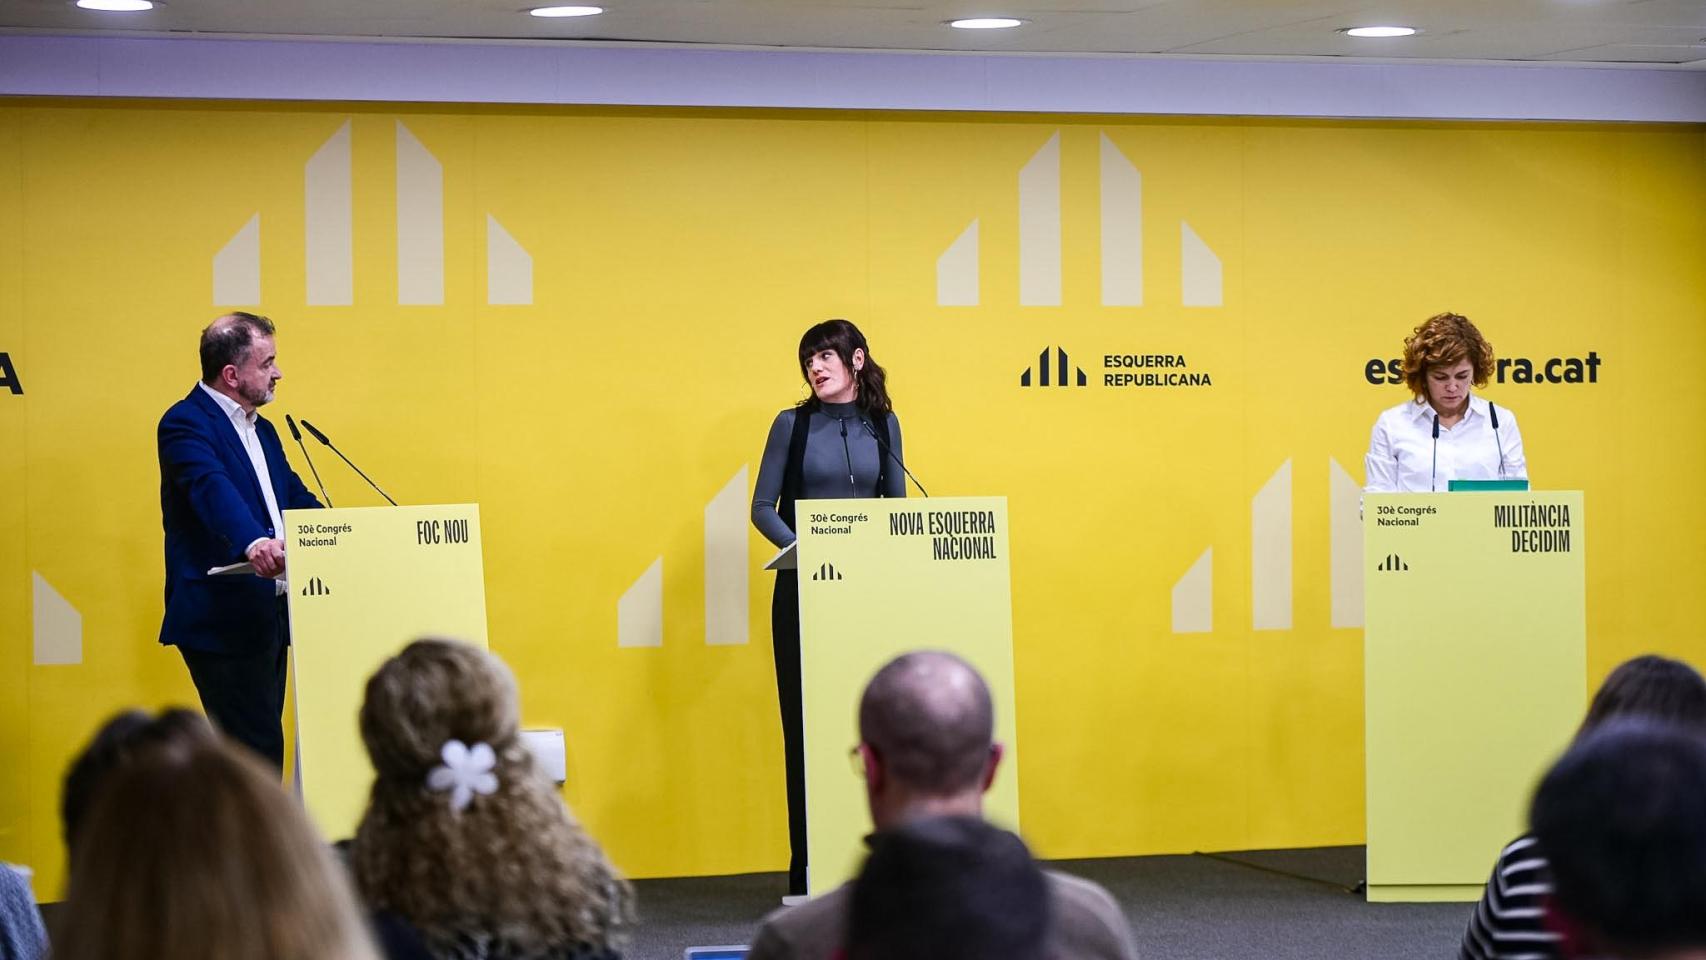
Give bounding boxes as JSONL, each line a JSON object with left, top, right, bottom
{"left": 2, "top": 0, "right": 1704, "bottom": 65}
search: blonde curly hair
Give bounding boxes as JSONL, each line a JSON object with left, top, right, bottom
{"left": 351, "top": 639, "right": 633, "bottom": 955}
{"left": 1402, "top": 312, "right": 1495, "bottom": 401}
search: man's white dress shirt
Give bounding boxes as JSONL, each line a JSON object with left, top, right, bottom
{"left": 197, "top": 382, "right": 287, "bottom": 592}
{"left": 1364, "top": 394, "right": 1527, "bottom": 493}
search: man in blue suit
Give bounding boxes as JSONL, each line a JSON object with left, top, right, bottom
{"left": 157, "top": 312, "right": 322, "bottom": 772}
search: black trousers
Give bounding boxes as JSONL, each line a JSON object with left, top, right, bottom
{"left": 178, "top": 599, "right": 289, "bottom": 774}
{"left": 771, "top": 569, "right": 808, "bottom": 895}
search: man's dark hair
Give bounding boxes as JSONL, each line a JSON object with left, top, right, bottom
{"left": 1530, "top": 719, "right": 1706, "bottom": 957}
{"left": 1580, "top": 654, "right": 1706, "bottom": 737}
{"left": 61, "top": 708, "right": 215, "bottom": 852}
{"left": 846, "top": 816, "right": 1048, "bottom": 960}
{"left": 858, "top": 651, "right": 993, "bottom": 795}
{"left": 199, "top": 312, "right": 275, "bottom": 383}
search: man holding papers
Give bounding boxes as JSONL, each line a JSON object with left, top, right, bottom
{"left": 156, "top": 312, "right": 322, "bottom": 773}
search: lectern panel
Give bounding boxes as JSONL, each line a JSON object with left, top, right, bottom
{"left": 1365, "top": 491, "right": 1584, "bottom": 902}
{"left": 285, "top": 503, "right": 489, "bottom": 839}
{"left": 795, "top": 496, "right": 1019, "bottom": 894}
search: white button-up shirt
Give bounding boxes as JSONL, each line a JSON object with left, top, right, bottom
{"left": 198, "top": 382, "right": 287, "bottom": 591}
{"left": 1364, "top": 394, "right": 1527, "bottom": 493}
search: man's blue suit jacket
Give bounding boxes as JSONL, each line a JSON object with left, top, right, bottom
{"left": 158, "top": 386, "right": 322, "bottom": 655}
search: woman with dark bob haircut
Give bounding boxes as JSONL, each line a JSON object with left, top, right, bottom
{"left": 750, "top": 318, "right": 906, "bottom": 898}
{"left": 1365, "top": 312, "right": 1527, "bottom": 492}
{"left": 1459, "top": 654, "right": 1706, "bottom": 960}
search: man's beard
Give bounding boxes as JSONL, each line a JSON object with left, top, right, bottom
{"left": 242, "top": 382, "right": 274, "bottom": 408}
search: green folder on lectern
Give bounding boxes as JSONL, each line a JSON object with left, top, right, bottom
{"left": 1447, "top": 479, "right": 1530, "bottom": 492}
{"left": 1363, "top": 491, "right": 1584, "bottom": 902}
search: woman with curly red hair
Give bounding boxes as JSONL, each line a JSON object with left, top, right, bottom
{"left": 1365, "top": 312, "right": 1527, "bottom": 492}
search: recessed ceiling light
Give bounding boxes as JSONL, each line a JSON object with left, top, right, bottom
{"left": 529, "top": 5, "right": 603, "bottom": 17}
{"left": 75, "top": 0, "right": 156, "bottom": 10}
{"left": 1340, "top": 25, "right": 1419, "bottom": 38}
{"left": 948, "top": 17, "right": 1025, "bottom": 30}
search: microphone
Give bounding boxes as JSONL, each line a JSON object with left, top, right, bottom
{"left": 862, "top": 418, "right": 930, "bottom": 497}
{"left": 1426, "top": 412, "right": 1439, "bottom": 491}
{"left": 839, "top": 418, "right": 856, "bottom": 496}
{"left": 284, "top": 414, "right": 333, "bottom": 507}
{"left": 1489, "top": 401, "right": 1506, "bottom": 479}
{"left": 299, "top": 419, "right": 398, "bottom": 506}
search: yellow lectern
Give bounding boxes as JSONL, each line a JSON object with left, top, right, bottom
{"left": 1364, "top": 491, "right": 1585, "bottom": 902}
{"left": 284, "top": 503, "right": 489, "bottom": 839}
{"left": 793, "top": 495, "right": 1020, "bottom": 894}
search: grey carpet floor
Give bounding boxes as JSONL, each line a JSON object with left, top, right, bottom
{"left": 627, "top": 846, "right": 1474, "bottom": 960}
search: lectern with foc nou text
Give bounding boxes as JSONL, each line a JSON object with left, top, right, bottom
{"left": 284, "top": 503, "right": 489, "bottom": 840}
{"left": 790, "top": 496, "right": 1021, "bottom": 895}
{"left": 1363, "top": 491, "right": 1585, "bottom": 902}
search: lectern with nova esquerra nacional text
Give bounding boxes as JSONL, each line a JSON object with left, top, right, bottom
{"left": 790, "top": 495, "right": 1020, "bottom": 895}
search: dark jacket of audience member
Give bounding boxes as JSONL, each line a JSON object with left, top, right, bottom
{"left": 349, "top": 639, "right": 633, "bottom": 960}
{"left": 1460, "top": 654, "right": 1706, "bottom": 960}
{"left": 1530, "top": 719, "right": 1706, "bottom": 960}
{"left": 52, "top": 731, "right": 380, "bottom": 960}
{"left": 846, "top": 815, "right": 1048, "bottom": 960}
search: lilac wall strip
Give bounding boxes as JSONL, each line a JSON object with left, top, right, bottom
{"left": 2, "top": 34, "right": 1703, "bottom": 122}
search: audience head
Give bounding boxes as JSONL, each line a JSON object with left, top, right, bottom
{"left": 55, "top": 728, "right": 378, "bottom": 960}
{"left": 845, "top": 815, "right": 1049, "bottom": 960}
{"left": 856, "top": 650, "right": 1001, "bottom": 829}
{"left": 353, "top": 638, "right": 631, "bottom": 954}
{"left": 1580, "top": 654, "right": 1706, "bottom": 738}
{"left": 60, "top": 707, "right": 216, "bottom": 853}
{"left": 1531, "top": 719, "right": 1706, "bottom": 960}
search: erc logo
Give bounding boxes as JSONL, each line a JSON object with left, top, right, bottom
{"left": 810, "top": 563, "right": 845, "bottom": 582}
{"left": 301, "top": 577, "right": 333, "bottom": 596}
{"left": 1019, "top": 346, "right": 1088, "bottom": 388}
{"left": 1375, "top": 554, "right": 1409, "bottom": 573}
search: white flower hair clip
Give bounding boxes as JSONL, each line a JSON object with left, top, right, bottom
{"left": 427, "top": 739, "right": 499, "bottom": 813}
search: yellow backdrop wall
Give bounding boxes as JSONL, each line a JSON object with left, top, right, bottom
{"left": 2, "top": 100, "right": 1703, "bottom": 896}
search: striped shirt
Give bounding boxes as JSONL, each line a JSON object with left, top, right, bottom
{"left": 1459, "top": 834, "right": 1560, "bottom": 960}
